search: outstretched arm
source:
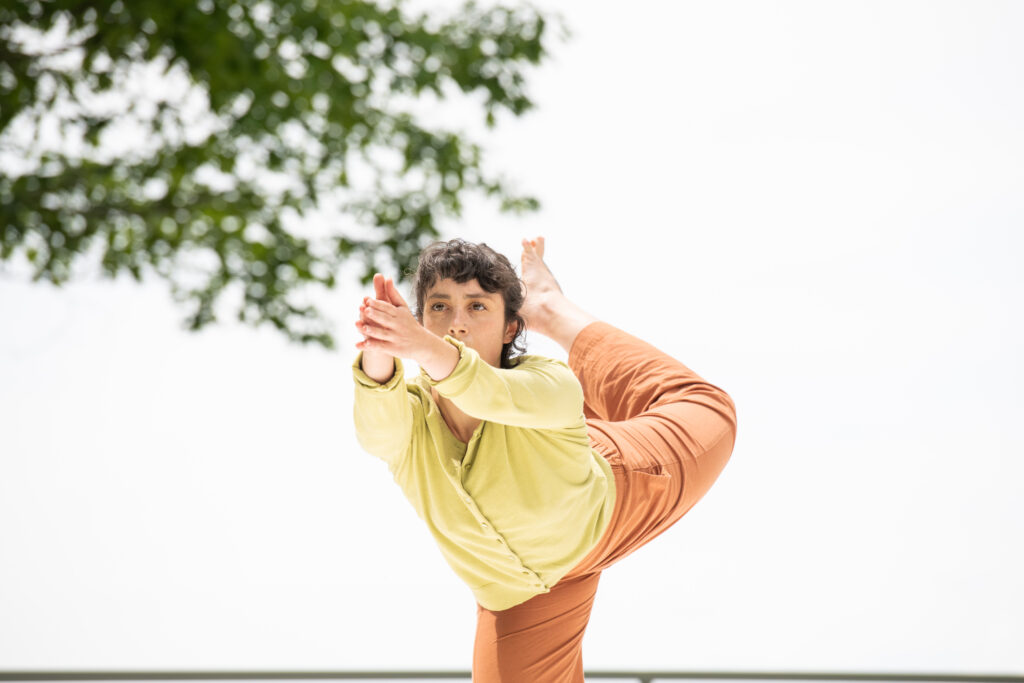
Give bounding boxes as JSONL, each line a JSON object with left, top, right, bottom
{"left": 352, "top": 275, "right": 423, "bottom": 464}
{"left": 423, "top": 338, "right": 586, "bottom": 429}
{"left": 352, "top": 354, "right": 418, "bottom": 465}
{"left": 356, "top": 274, "right": 400, "bottom": 383}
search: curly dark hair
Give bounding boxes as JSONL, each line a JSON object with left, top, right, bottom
{"left": 411, "top": 239, "right": 527, "bottom": 368}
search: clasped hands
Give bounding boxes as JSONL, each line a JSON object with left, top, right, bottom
{"left": 356, "top": 273, "right": 458, "bottom": 383}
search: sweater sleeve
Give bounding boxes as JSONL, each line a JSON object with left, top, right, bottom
{"left": 352, "top": 353, "right": 415, "bottom": 465}
{"left": 419, "top": 336, "right": 584, "bottom": 429}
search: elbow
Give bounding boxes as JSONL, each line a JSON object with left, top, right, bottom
{"left": 560, "top": 382, "right": 586, "bottom": 428}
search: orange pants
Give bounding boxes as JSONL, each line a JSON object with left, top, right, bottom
{"left": 472, "top": 321, "right": 738, "bottom": 682}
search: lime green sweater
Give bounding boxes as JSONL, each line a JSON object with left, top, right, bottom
{"left": 352, "top": 336, "right": 617, "bottom": 611}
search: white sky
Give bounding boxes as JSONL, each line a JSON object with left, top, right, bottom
{"left": 1, "top": 0, "right": 1023, "bottom": 674}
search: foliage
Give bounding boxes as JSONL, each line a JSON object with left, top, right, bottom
{"left": 0, "top": 0, "right": 561, "bottom": 346}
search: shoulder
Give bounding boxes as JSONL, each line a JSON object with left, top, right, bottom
{"left": 508, "top": 354, "right": 574, "bottom": 376}
{"left": 508, "top": 353, "right": 567, "bottom": 370}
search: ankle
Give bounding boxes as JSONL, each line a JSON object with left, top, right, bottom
{"left": 539, "top": 294, "right": 598, "bottom": 355}
{"left": 523, "top": 289, "right": 557, "bottom": 339}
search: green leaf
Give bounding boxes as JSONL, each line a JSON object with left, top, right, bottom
{"left": 1, "top": 0, "right": 558, "bottom": 349}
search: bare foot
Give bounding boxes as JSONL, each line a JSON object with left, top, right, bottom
{"left": 520, "top": 237, "right": 561, "bottom": 338}
{"left": 520, "top": 237, "right": 598, "bottom": 351}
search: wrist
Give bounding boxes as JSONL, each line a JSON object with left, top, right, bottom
{"left": 360, "top": 348, "right": 395, "bottom": 384}
{"left": 416, "top": 333, "right": 460, "bottom": 381}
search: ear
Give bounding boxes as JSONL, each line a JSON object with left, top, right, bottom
{"left": 503, "top": 319, "right": 519, "bottom": 345}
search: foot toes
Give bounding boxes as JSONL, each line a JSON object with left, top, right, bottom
{"left": 521, "top": 237, "right": 537, "bottom": 261}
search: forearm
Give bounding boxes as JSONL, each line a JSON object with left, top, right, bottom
{"left": 361, "top": 349, "right": 395, "bottom": 384}
{"left": 426, "top": 338, "right": 585, "bottom": 429}
{"left": 416, "top": 334, "right": 460, "bottom": 382}
{"left": 352, "top": 356, "right": 414, "bottom": 464}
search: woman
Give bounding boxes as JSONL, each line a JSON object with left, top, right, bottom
{"left": 353, "top": 237, "right": 737, "bottom": 682}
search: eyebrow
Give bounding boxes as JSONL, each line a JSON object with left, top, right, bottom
{"left": 427, "top": 291, "right": 497, "bottom": 300}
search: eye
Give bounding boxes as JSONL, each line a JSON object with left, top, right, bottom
{"left": 470, "top": 302, "right": 486, "bottom": 311}
{"left": 431, "top": 303, "right": 447, "bottom": 312}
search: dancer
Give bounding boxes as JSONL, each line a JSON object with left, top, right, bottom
{"left": 353, "top": 237, "right": 737, "bottom": 682}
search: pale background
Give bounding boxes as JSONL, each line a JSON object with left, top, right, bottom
{"left": 1, "top": 0, "right": 1022, "bottom": 674}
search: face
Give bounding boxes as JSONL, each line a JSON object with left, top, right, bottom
{"left": 422, "top": 277, "right": 517, "bottom": 368}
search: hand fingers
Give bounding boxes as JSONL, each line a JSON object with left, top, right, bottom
{"left": 359, "top": 308, "right": 393, "bottom": 337}
{"left": 355, "top": 319, "right": 393, "bottom": 343}
{"left": 357, "top": 297, "right": 390, "bottom": 331}
{"left": 359, "top": 300, "right": 405, "bottom": 337}
{"left": 359, "top": 300, "right": 372, "bottom": 324}
{"left": 363, "top": 296, "right": 398, "bottom": 317}
{"left": 356, "top": 336, "right": 396, "bottom": 352}
{"left": 385, "top": 277, "right": 409, "bottom": 308}
{"left": 357, "top": 307, "right": 380, "bottom": 328}
{"left": 357, "top": 293, "right": 412, "bottom": 350}
{"left": 373, "top": 273, "right": 387, "bottom": 300}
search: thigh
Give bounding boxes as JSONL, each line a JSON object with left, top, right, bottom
{"left": 569, "top": 322, "right": 737, "bottom": 433}
{"left": 594, "top": 399, "right": 734, "bottom": 513}
{"left": 567, "top": 320, "right": 736, "bottom": 558}
{"left": 473, "top": 572, "right": 601, "bottom": 683}
{"left": 567, "top": 409, "right": 734, "bottom": 576}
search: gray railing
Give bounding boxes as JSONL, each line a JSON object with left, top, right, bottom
{"left": 1, "top": 671, "right": 1022, "bottom": 683}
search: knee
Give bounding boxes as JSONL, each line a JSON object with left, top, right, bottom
{"left": 681, "top": 381, "right": 739, "bottom": 450}
{"left": 718, "top": 387, "right": 738, "bottom": 440}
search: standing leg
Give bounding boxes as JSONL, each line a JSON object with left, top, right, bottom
{"left": 473, "top": 572, "right": 601, "bottom": 683}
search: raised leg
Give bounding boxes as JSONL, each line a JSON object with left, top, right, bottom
{"left": 520, "top": 236, "right": 737, "bottom": 425}
{"left": 564, "top": 321, "right": 738, "bottom": 576}
{"left": 519, "top": 237, "right": 738, "bottom": 576}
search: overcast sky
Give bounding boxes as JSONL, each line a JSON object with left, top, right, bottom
{"left": 1, "top": 0, "right": 1022, "bottom": 675}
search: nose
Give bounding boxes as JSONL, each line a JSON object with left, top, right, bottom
{"left": 449, "top": 308, "right": 468, "bottom": 337}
